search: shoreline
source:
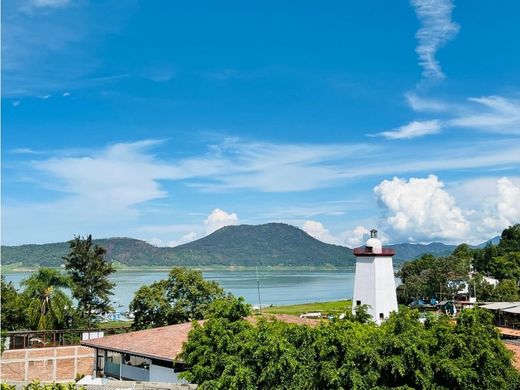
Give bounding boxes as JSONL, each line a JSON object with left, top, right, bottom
{"left": 1, "top": 264, "right": 357, "bottom": 273}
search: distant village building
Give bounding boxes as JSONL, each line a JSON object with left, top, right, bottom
{"left": 352, "top": 229, "right": 398, "bottom": 324}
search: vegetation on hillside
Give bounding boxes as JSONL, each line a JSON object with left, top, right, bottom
{"left": 180, "top": 296, "right": 520, "bottom": 389}
{"left": 397, "top": 224, "right": 520, "bottom": 303}
{"left": 1, "top": 223, "right": 458, "bottom": 268}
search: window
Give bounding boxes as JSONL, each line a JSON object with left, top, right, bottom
{"left": 123, "top": 354, "right": 150, "bottom": 369}
{"left": 356, "top": 300, "right": 361, "bottom": 306}
{"left": 366, "top": 246, "right": 373, "bottom": 253}
{"left": 106, "top": 350, "right": 121, "bottom": 364}
{"left": 379, "top": 313, "right": 384, "bottom": 320}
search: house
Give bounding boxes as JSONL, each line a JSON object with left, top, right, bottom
{"left": 81, "top": 314, "right": 319, "bottom": 383}
{"left": 81, "top": 322, "right": 192, "bottom": 383}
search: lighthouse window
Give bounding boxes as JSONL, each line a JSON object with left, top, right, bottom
{"left": 356, "top": 300, "right": 361, "bottom": 306}
{"left": 366, "top": 246, "right": 373, "bottom": 253}
{"left": 379, "top": 313, "right": 384, "bottom": 320}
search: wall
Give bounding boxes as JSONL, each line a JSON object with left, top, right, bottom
{"left": 149, "top": 364, "right": 184, "bottom": 383}
{"left": 1, "top": 346, "right": 94, "bottom": 382}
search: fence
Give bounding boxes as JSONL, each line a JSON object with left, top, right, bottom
{"left": 4, "top": 327, "right": 131, "bottom": 350}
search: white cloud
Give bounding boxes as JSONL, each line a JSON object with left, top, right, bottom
{"left": 302, "top": 220, "right": 342, "bottom": 245}
{"left": 477, "top": 178, "right": 520, "bottom": 238}
{"left": 374, "top": 175, "right": 470, "bottom": 243}
{"left": 31, "top": 0, "right": 70, "bottom": 8}
{"left": 411, "top": 0, "right": 459, "bottom": 81}
{"left": 62, "top": 92, "right": 70, "bottom": 97}
{"left": 148, "top": 232, "right": 199, "bottom": 247}
{"left": 38, "top": 94, "right": 52, "bottom": 99}
{"left": 405, "top": 92, "right": 448, "bottom": 112}
{"left": 344, "top": 226, "right": 371, "bottom": 248}
{"left": 204, "top": 208, "right": 239, "bottom": 234}
{"left": 372, "top": 175, "right": 520, "bottom": 244}
{"left": 449, "top": 96, "right": 520, "bottom": 134}
{"left": 12, "top": 101, "right": 21, "bottom": 107}
{"left": 376, "top": 120, "right": 442, "bottom": 139}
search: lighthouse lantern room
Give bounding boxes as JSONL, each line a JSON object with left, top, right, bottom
{"left": 352, "top": 229, "right": 398, "bottom": 324}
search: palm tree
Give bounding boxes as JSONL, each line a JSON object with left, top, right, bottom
{"left": 21, "top": 268, "right": 74, "bottom": 330}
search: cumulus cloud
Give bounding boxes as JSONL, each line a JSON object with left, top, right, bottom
{"left": 374, "top": 175, "right": 470, "bottom": 243}
{"left": 302, "top": 220, "right": 342, "bottom": 245}
{"left": 204, "top": 208, "right": 239, "bottom": 234}
{"left": 344, "top": 226, "right": 371, "bottom": 248}
{"left": 376, "top": 120, "right": 442, "bottom": 139}
{"left": 410, "top": 0, "right": 459, "bottom": 81}
{"left": 476, "top": 178, "right": 520, "bottom": 238}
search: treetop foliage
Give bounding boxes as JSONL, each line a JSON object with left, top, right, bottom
{"left": 63, "top": 235, "right": 116, "bottom": 327}
{"left": 129, "top": 267, "right": 225, "bottom": 330}
{"left": 181, "top": 299, "right": 520, "bottom": 389}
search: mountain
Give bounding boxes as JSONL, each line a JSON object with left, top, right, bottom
{"left": 389, "top": 242, "right": 456, "bottom": 262}
{"left": 476, "top": 236, "right": 501, "bottom": 248}
{"left": 1, "top": 224, "right": 354, "bottom": 268}
{"left": 1, "top": 223, "right": 470, "bottom": 268}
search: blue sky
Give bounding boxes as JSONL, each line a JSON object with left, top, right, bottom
{"left": 2, "top": 0, "right": 520, "bottom": 246}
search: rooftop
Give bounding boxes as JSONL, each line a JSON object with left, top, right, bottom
{"left": 81, "top": 314, "right": 320, "bottom": 361}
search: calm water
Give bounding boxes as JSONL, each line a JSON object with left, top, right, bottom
{"left": 3, "top": 269, "right": 383, "bottom": 311}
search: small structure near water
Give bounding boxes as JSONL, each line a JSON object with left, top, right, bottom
{"left": 352, "top": 229, "right": 398, "bottom": 324}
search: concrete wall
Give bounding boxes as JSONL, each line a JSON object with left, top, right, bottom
{"left": 1, "top": 346, "right": 94, "bottom": 383}
{"left": 352, "top": 256, "right": 398, "bottom": 324}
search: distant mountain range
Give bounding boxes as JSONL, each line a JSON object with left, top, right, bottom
{"left": 1, "top": 223, "right": 489, "bottom": 269}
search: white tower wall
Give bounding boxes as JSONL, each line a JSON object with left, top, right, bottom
{"left": 352, "top": 231, "right": 398, "bottom": 324}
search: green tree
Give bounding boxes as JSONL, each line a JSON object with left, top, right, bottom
{"left": 129, "top": 281, "right": 170, "bottom": 330}
{"left": 63, "top": 235, "right": 116, "bottom": 327}
{"left": 181, "top": 307, "right": 520, "bottom": 389}
{"left": 397, "top": 254, "right": 468, "bottom": 303}
{"left": 1, "top": 275, "right": 28, "bottom": 330}
{"left": 129, "top": 267, "right": 225, "bottom": 330}
{"left": 498, "top": 224, "right": 520, "bottom": 254}
{"left": 21, "top": 268, "right": 74, "bottom": 330}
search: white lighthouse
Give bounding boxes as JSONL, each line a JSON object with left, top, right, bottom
{"left": 352, "top": 229, "right": 398, "bottom": 324}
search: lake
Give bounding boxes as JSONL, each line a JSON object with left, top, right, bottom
{"left": 4, "top": 269, "right": 397, "bottom": 312}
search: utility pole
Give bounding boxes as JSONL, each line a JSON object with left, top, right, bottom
{"left": 256, "top": 266, "right": 262, "bottom": 314}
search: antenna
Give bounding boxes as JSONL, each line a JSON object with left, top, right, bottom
{"left": 256, "top": 266, "right": 262, "bottom": 314}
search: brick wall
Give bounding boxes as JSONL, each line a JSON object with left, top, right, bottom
{"left": 1, "top": 346, "right": 94, "bottom": 382}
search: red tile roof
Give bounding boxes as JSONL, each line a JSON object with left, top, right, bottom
{"left": 81, "top": 314, "right": 320, "bottom": 361}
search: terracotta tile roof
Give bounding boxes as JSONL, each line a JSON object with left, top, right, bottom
{"left": 505, "top": 342, "right": 520, "bottom": 371}
{"left": 81, "top": 314, "right": 320, "bottom": 361}
{"left": 81, "top": 321, "right": 195, "bottom": 361}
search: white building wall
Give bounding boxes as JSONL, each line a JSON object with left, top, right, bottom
{"left": 353, "top": 256, "right": 398, "bottom": 324}
{"left": 149, "top": 364, "right": 185, "bottom": 383}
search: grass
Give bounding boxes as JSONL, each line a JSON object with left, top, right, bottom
{"left": 262, "top": 300, "right": 351, "bottom": 316}
{"left": 97, "top": 320, "right": 133, "bottom": 329}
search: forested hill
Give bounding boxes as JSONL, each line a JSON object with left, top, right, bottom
{"left": 2, "top": 222, "right": 459, "bottom": 268}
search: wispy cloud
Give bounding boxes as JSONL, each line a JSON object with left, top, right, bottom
{"left": 411, "top": 0, "right": 459, "bottom": 82}
{"left": 449, "top": 96, "right": 520, "bottom": 134}
{"left": 405, "top": 92, "right": 449, "bottom": 112}
{"left": 374, "top": 120, "right": 442, "bottom": 139}
{"left": 30, "top": 0, "right": 71, "bottom": 9}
